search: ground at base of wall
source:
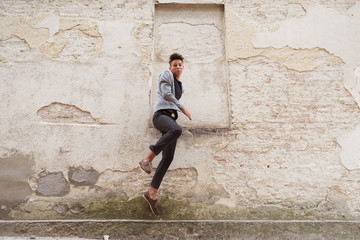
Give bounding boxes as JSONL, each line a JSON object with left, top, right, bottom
{"left": 6, "top": 196, "right": 357, "bottom": 221}
{"left": 0, "top": 238, "right": 97, "bottom": 240}
{"left": 1, "top": 220, "right": 360, "bottom": 240}
{"left": 4, "top": 196, "right": 360, "bottom": 239}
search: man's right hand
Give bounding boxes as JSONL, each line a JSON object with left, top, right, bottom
{"left": 182, "top": 107, "right": 192, "bottom": 120}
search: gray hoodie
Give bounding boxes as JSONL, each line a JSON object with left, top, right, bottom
{"left": 153, "top": 70, "right": 185, "bottom": 113}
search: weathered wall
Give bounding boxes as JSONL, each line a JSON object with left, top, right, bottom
{"left": 1, "top": 0, "right": 360, "bottom": 220}
{"left": 153, "top": 4, "right": 230, "bottom": 128}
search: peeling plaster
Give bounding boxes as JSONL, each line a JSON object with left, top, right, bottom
{"left": 225, "top": 11, "right": 262, "bottom": 60}
{"left": 294, "top": 0, "right": 359, "bottom": 14}
{"left": 253, "top": 4, "right": 360, "bottom": 64}
{"left": 0, "top": 16, "right": 102, "bottom": 62}
{"left": 252, "top": 4, "right": 360, "bottom": 106}
{"left": 0, "top": 35, "right": 31, "bottom": 62}
{"left": 0, "top": 17, "right": 49, "bottom": 62}
{"left": 39, "top": 18, "right": 103, "bottom": 61}
{"left": 34, "top": 15, "right": 60, "bottom": 42}
{"left": 2, "top": 0, "right": 360, "bottom": 219}
{"left": 37, "top": 102, "right": 109, "bottom": 125}
{"left": 338, "top": 125, "right": 360, "bottom": 170}
{"left": 261, "top": 46, "right": 343, "bottom": 72}
{"left": 225, "top": 0, "right": 307, "bottom": 32}
{"left": 226, "top": 10, "right": 342, "bottom": 72}
{"left": 250, "top": 3, "right": 360, "bottom": 171}
{"left": 0, "top": 17, "right": 49, "bottom": 49}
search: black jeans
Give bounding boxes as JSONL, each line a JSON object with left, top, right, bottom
{"left": 149, "top": 110, "right": 182, "bottom": 189}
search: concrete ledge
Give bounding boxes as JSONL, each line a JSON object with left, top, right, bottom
{"left": 1, "top": 219, "right": 360, "bottom": 239}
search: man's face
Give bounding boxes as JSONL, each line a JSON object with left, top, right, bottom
{"left": 169, "top": 59, "right": 184, "bottom": 79}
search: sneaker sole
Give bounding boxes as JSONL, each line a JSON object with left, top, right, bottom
{"left": 143, "top": 194, "right": 158, "bottom": 216}
{"left": 139, "top": 165, "right": 151, "bottom": 174}
{"left": 139, "top": 162, "right": 151, "bottom": 174}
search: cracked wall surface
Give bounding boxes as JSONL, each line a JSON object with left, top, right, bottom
{"left": 153, "top": 4, "right": 230, "bottom": 128}
{"left": 251, "top": 3, "right": 360, "bottom": 173}
{"left": 222, "top": 0, "right": 360, "bottom": 213}
{"left": 221, "top": 57, "right": 359, "bottom": 207}
{"left": 37, "top": 102, "right": 106, "bottom": 124}
{"left": 39, "top": 19, "right": 103, "bottom": 61}
{"left": 0, "top": 36, "right": 31, "bottom": 63}
{"left": 1, "top": 0, "right": 360, "bottom": 221}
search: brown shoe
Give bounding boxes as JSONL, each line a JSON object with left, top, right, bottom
{"left": 139, "top": 160, "right": 152, "bottom": 174}
{"left": 143, "top": 191, "right": 159, "bottom": 216}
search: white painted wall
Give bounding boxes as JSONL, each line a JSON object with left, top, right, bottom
{"left": 1, "top": 0, "right": 360, "bottom": 219}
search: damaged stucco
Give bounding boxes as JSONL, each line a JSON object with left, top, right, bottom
{"left": 0, "top": 153, "right": 34, "bottom": 218}
{"left": 337, "top": 125, "right": 360, "bottom": 170}
{"left": 251, "top": 3, "right": 360, "bottom": 171}
{"left": 37, "top": 102, "right": 106, "bottom": 125}
{"left": 1, "top": 0, "right": 360, "bottom": 221}
{"left": 222, "top": 0, "right": 360, "bottom": 211}
{"left": 39, "top": 18, "right": 103, "bottom": 61}
{"left": 153, "top": 4, "right": 230, "bottom": 128}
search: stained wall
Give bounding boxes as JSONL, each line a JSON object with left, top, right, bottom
{"left": 1, "top": 0, "right": 360, "bottom": 220}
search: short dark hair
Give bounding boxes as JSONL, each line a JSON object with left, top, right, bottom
{"left": 169, "top": 52, "right": 184, "bottom": 64}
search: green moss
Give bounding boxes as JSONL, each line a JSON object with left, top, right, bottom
{"left": 2, "top": 220, "right": 360, "bottom": 239}
{"left": 7, "top": 196, "right": 353, "bottom": 221}
{"left": 5, "top": 197, "right": 360, "bottom": 239}
{"left": 83, "top": 197, "right": 156, "bottom": 219}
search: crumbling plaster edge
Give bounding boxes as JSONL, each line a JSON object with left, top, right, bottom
{"left": 227, "top": 46, "right": 344, "bottom": 72}
{"left": 238, "top": 3, "right": 360, "bottom": 171}
{"left": 36, "top": 102, "right": 116, "bottom": 126}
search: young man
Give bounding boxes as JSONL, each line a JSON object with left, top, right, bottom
{"left": 139, "top": 53, "right": 191, "bottom": 215}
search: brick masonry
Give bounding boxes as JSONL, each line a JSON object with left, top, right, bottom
{"left": 0, "top": 0, "right": 360, "bottom": 221}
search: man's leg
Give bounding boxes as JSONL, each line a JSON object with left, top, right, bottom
{"left": 150, "top": 114, "right": 182, "bottom": 155}
{"left": 150, "top": 138, "right": 178, "bottom": 191}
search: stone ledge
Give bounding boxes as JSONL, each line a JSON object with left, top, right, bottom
{"left": 1, "top": 219, "right": 360, "bottom": 239}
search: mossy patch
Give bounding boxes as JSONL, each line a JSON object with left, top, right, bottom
{"left": 8, "top": 195, "right": 354, "bottom": 221}
{"left": 5, "top": 196, "right": 360, "bottom": 239}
